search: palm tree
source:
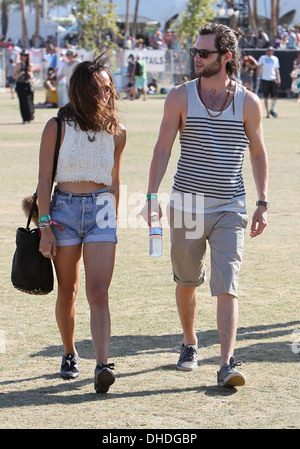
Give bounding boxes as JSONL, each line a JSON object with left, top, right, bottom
{"left": 34, "top": 0, "right": 40, "bottom": 47}
{"left": 133, "top": 0, "right": 139, "bottom": 38}
{"left": 124, "top": 0, "right": 130, "bottom": 43}
{"left": 247, "top": 0, "right": 258, "bottom": 36}
{"left": 20, "top": 0, "right": 29, "bottom": 48}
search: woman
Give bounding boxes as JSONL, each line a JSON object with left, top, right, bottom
{"left": 37, "top": 53, "right": 126, "bottom": 394}
{"left": 240, "top": 55, "right": 258, "bottom": 92}
{"left": 13, "top": 50, "right": 34, "bottom": 123}
{"left": 35, "top": 68, "right": 58, "bottom": 108}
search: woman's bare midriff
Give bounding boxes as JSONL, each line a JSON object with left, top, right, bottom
{"left": 57, "top": 181, "right": 107, "bottom": 193}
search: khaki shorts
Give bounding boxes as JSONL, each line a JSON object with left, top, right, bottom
{"left": 168, "top": 208, "right": 248, "bottom": 297}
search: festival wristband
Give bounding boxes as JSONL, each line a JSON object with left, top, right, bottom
{"left": 146, "top": 194, "right": 158, "bottom": 200}
{"left": 38, "top": 214, "right": 51, "bottom": 223}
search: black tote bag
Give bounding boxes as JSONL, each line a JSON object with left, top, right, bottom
{"left": 11, "top": 117, "right": 61, "bottom": 295}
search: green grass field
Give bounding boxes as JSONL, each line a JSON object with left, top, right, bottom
{"left": 0, "top": 87, "right": 299, "bottom": 429}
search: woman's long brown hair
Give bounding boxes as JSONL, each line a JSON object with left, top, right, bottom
{"left": 58, "top": 52, "right": 120, "bottom": 134}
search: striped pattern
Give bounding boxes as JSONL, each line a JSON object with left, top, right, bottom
{"left": 173, "top": 116, "right": 249, "bottom": 200}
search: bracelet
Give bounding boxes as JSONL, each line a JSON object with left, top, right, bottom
{"left": 38, "top": 219, "right": 65, "bottom": 232}
{"left": 39, "top": 214, "right": 51, "bottom": 223}
{"left": 146, "top": 193, "right": 158, "bottom": 200}
{"left": 39, "top": 221, "right": 51, "bottom": 231}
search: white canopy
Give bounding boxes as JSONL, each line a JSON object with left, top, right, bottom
{"left": 112, "top": 0, "right": 300, "bottom": 27}
{"left": 2, "top": 11, "right": 66, "bottom": 43}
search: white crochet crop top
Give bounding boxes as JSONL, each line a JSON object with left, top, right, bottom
{"left": 55, "top": 121, "right": 115, "bottom": 185}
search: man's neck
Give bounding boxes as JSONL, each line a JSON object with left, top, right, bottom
{"left": 199, "top": 73, "right": 231, "bottom": 95}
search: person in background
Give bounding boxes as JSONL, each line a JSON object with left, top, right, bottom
{"left": 35, "top": 68, "right": 58, "bottom": 108}
{"left": 130, "top": 54, "right": 147, "bottom": 101}
{"left": 13, "top": 49, "right": 34, "bottom": 123}
{"left": 256, "top": 46, "right": 281, "bottom": 118}
{"left": 240, "top": 55, "right": 258, "bottom": 92}
{"left": 291, "top": 51, "right": 300, "bottom": 102}
{"left": 122, "top": 54, "right": 135, "bottom": 99}
{"left": 56, "top": 49, "right": 81, "bottom": 101}
{"left": 6, "top": 58, "right": 16, "bottom": 99}
{"left": 37, "top": 53, "right": 126, "bottom": 394}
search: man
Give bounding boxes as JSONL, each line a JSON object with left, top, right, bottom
{"left": 130, "top": 54, "right": 147, "bottom": 101}
{"left": 56, "top": 49, "right": 81, "bottom": 101}
{"left": 143, "top": 23, "right": 269, "bottom": 387}
{"left": 256, "top": 46, "right": 281, "bottom": 118}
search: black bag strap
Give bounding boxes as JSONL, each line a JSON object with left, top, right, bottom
{"left": 26, "top": 117, "right": 61, "bottom": 229}
{"left": 52, "top": 117, "right": 61, "bottom": 185}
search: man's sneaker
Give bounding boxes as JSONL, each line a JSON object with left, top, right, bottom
{"left": 217, "top": 356, "right": 246, "bottom": 387}
{"left": 270, "top": 109, "right": 278, "bottom": 117}
{"left": 176, "top": 344, "right": 198, "bottom": 371}
{"left": 94, "top": 363, "right": 115, "bottom": 394}
{"left": 60, "top": 353, "right": 79, "bottom": 379}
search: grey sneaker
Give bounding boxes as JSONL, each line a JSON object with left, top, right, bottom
{"left": 94, "top": 363, "right": 115, "bottom": 394}
{"left": 60, "top": 353, "right": 79, "bottom": 379}
{"left": 217, "top": 356, "right": 245, "bottom": 387}
{"left": 176, "top": 344, "right": 198, "bottom": 371}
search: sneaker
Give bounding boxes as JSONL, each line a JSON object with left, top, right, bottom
{"left": 94, "top": 363, "right": 115, "bottom": 394}
{"left": 270, "top": 109, "right": 278, "bottom": 117}
{"left": 60, "top": 353, "right": 79, "bottom": 379}
{"left": 217, "top": 356, "right": 245, "bottom": 387}
{"left": 176, "top": 344, "right": 198, "bottom": 371}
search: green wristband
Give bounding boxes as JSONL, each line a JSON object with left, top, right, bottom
{"left": 38, "top": 214, "right": 51, "bottom": 223}
{"left": 146, "top": 194, "right": 158, "bottom": 200}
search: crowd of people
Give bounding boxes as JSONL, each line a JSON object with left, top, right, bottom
{"left": 240, "top": 26, "right": 300, "bottom": 49}
{"left": 2, "top": 21, "right": 300, "bottom": 123}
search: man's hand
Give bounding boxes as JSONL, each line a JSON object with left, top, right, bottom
{"left": 250, "top": 206, "right": 267, "bottom": 238}
{"left": 141, "top": 198, "right": 162, "bottom": 227}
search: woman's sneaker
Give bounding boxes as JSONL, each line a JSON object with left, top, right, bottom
{"left": 217, "top": 356, "right": 245, "bottom": 387}
{"left": 60, "top": 353, "right": 79, "bottom": 379}
{"left": 176, "top": 344, "right": 198, "bottom": 371}
{"left": 94, "top": 363, "right": 115, "bottom": 394}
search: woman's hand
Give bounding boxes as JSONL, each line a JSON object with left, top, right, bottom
{"left": 39, "top": 227, "right": 57, "bottom": 259}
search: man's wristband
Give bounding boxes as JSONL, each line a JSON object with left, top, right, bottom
{"left": 146, "top": 194, "right": 158, "bottom": 200}
{"left": 256, "top": 200, "right": 270, "bottom": 209}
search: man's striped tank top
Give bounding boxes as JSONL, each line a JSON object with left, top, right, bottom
{"left": 173, "top": 79, "right": 249, "bottom": 213}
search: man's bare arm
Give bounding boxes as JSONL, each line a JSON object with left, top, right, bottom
{"left": 244, "top": 91, "right": 269, "bottom": 237}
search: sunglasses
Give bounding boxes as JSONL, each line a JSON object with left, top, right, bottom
{"left": 103, "top": 85, "right": 113, "bottom": 96}
{"left": 189, "top": 48, "right": 220, "bottom": 59}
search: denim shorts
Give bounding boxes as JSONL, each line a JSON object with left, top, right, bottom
{"left": 50, "top": 187, "right": 117, "bottom": 246}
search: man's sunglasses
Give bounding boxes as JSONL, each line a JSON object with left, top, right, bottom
{"left": 189, "top": 48, "right": 220, "bottom": 59}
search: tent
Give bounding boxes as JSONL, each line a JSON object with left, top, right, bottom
{"left": 110, "top": 0, "right": 187, "bottom": 28}
{"left": 2, "top": 11, "right": 66, "bottom": 44}
{"left": 112, "top": 0, "right": 300, "bottom": 28}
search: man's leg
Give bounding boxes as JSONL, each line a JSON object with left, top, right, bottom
{"left": 217, "top": 293, "right": 238, "bottom": 368}
{"left": 176, "top": 285, "right": 198, "bottom": 346}
{"left": 264, "top": 96, "right": 269, "bottom": 117}
{"left": 217, "top": 293, "right": 245, "bottom": 387}
{"left": 176, "top": 285, "right": 198, "bottom": 371}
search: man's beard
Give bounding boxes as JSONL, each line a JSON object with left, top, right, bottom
{"left": 196, "top": 55, "right": 222, "bottom": 78}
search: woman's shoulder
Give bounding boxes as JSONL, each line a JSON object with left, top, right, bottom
{"left": 113, "top": 124, "right": 126, "bottom": 149}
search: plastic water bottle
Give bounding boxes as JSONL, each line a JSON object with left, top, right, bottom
{"left": 149, "top": 213, "right": 162, "bottom": 257}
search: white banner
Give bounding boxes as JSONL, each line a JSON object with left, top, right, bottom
{"left": 124, "top": 49, "right": 166, "bottom": 72}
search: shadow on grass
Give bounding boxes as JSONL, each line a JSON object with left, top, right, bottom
{"left": 28, "top": 320, "right": 300, "bottom": 364}
{"left": 0, "top": 320, "right": 298, "bottom": 408}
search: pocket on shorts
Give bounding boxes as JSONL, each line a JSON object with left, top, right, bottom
{"left": 50, "top": 195, "right": 68, "bottom": 209}
{"left": 238, "top": 213, "right": 249, "bottom": 229}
